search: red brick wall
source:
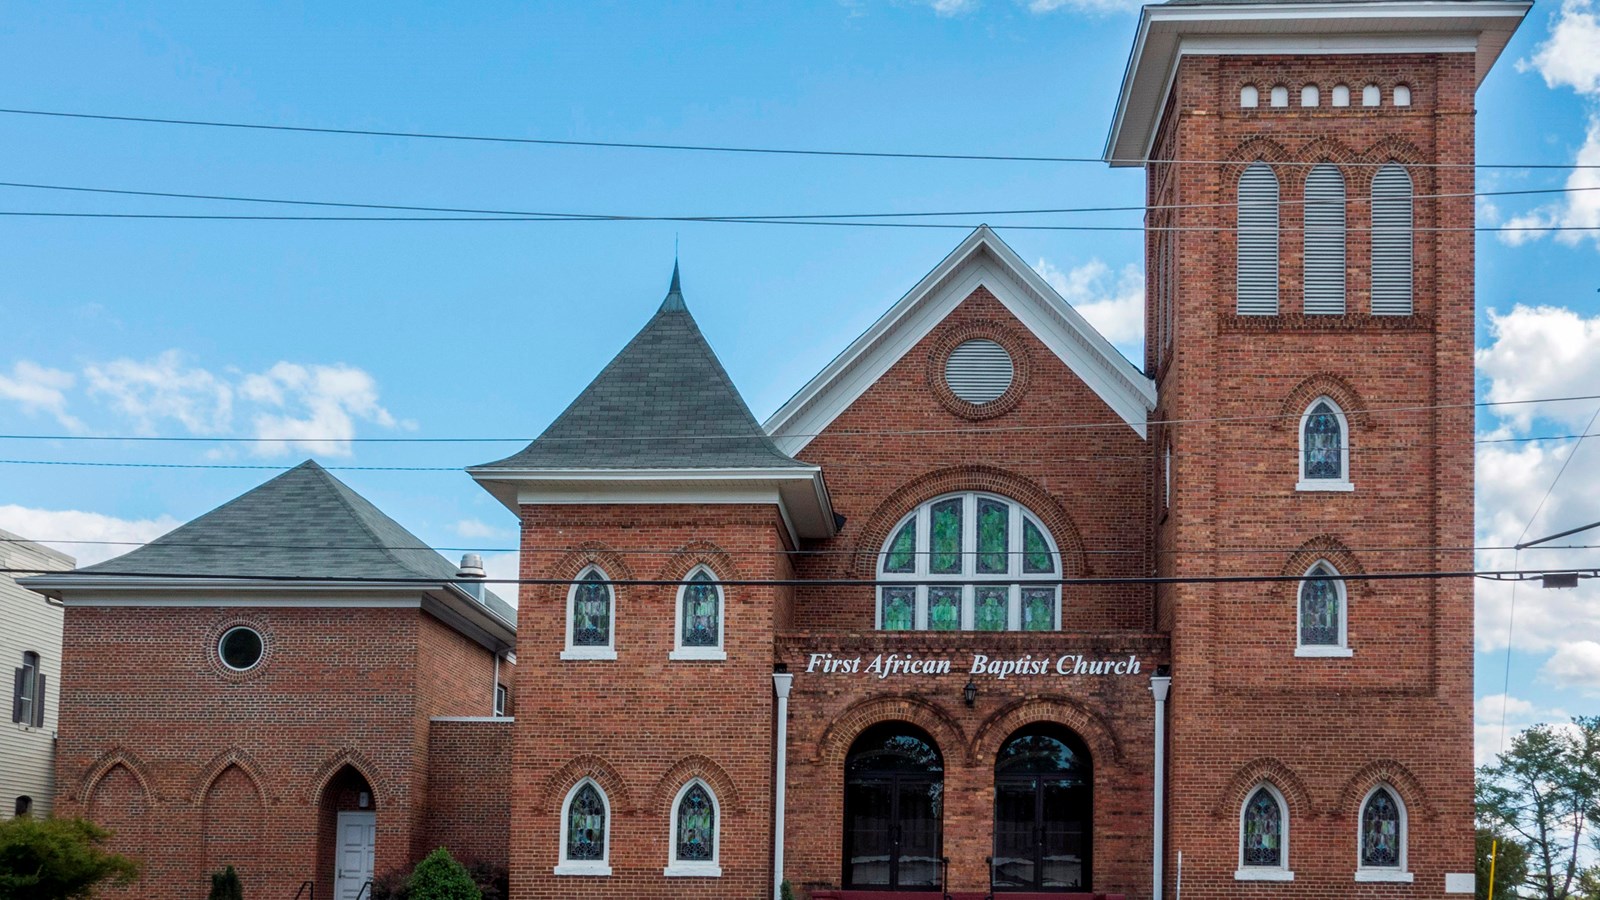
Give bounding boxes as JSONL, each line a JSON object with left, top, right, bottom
{"left": 1153, "top": 52, "right": 1476, "bottom": 897}
{"left": 427, "top": 719, "right": 514, "bottom": 869}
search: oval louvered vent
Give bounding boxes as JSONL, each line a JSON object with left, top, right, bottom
{"left": 1236, "top": 162, "right": 1280, "bottom": 315}
{"left": 1371, "top": 163, "right": 1414, "bottom": 316}
{"left": 1303, "top": 164, "right": 1347, "bottom": 315}
{"left": 945, "top": 339, "right": 1014, "bottom": 404}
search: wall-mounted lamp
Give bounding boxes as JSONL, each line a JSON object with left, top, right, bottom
{"left": 963, "top": 678, "right": 978, "bottom": 707}
{"left": 358, "top": 791, "right": 371, "bottom": 809}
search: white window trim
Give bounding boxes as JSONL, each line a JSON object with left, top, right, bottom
{"left": 1296, "top": 396, "right": 1354, "bottom": 492}
{"left": 494, "top": 683, "right": 508, "bottom": 716}
{"left": 876, "top": 492, "right": 1062, "bottom": 633}
{"left": 1236, "top": 783, "right": 1294, "bottom": 881}
{"left": 555, "top": 778, "right": 613, "bottom": 876}
{"left": 217, "top": 626, "right": 264, "bottom": 672}
{"left": 670, "top": 566, "right": 727, "bottom": 661}
{"left": 1355, "top": 783, "right": 1412, "bottom": 882}
{"left": 562, "top": 566, "right": 617, "bottom": 661}
{"left": 1295, "top": 561, "right": 1353, "bottom": 657}
{"left": 664, "top": 778, "right": 723, "bottom": 877}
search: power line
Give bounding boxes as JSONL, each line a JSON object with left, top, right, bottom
{"left": 2, "top": 107, "right": 1595, "bottom": 170}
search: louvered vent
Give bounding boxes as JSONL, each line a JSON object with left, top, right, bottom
{"left": 944, "top": 339, "right": 1014, "bottom": 403}
{"left": 1303, "top": 164, "right": 1347, "bottom": 315}
{"left": 1237, "top": 162, "right": 1280, "bottom": 315}
{"left": 1371, "top": 163, "right": 1414, "bottom": 316}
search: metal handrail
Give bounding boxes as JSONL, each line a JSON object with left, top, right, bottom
{"left": 984, "top": 854, "right": 996, "bottom": 900}
{"left": 940, "top": 856, "right": 953, "bottom": 900}
{"left": 353, "top": 881, "right": 373, "bottom": 900}
{"left": 292, "top": 881, "right": 315, "bottom": 900}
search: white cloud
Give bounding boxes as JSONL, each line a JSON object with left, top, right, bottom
{"left": 0, "top": 504, "right": 181, "bottom": 567}
{"left": 480, "top": 552, "right": 521, "bottom": 608}
{"left": 241, "top": 362, "right": 399, "bottom": 457}
{"left": 1522, "top": 0, "right": 1600, "bottom": 95}
{"left": 0, "top": 361, "right": 82, "bottom": 430}
{"left": 452, "top": 518, "right": 508, "bottom": 539}
{"left": 1541, "top": 640, "right": 1600, "bottom": 692}
{"left": 84, "top": 350, "right": 233, "bottom": 435}
{"left": 1034, "top": 258, "right": 1146, "bottom": 356}
{"left": 1475, "top": 693, "right": 1570, "bottom": 766}
{"left": 1475, "top": 305, "right": 1600, "bottom": 430}
{"left": 903, "top": 0, "right": 979, "bottom": 14}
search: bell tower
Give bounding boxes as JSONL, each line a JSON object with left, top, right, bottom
{"left": 1107, "top": 0, "right": 1528, "bottom": 895}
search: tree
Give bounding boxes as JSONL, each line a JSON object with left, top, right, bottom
{"left": 1478, "top": 827, "right": 1529, "bottom": 899}
{"left": 406, "top": 849, "right": 478, "bottom": 900}
{"left": 1478, "top": 717, "right": 1600, "bottom": 900}
{"left": 208, "top": 865, "right": 243, "bottom": 900}
{"left": 0, "top": 817, "right": 142, "bottom": 900}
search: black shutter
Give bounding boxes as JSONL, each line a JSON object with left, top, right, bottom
{"left": 32, "top": 673, "right": 46, "bottom": 728}
{"left": 11, "top": 667, "right": 24, "bottom": 724}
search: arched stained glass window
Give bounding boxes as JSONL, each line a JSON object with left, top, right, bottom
{"left": 565, "top": 568, "right": 616, "bottom": 659}
{"left": 558, "top": 780, "right": 610, "bottom": 875}
{"left": 673, "top": 568, "right": 724, "bottom": 660}
{"left": 668, "top": 781, "right": 720, "bottom": 874}
{"left": 1299, "top": 398, "right": 1351, "bottom": 489}
{"left": 1240, "top": 786, "right": 1287, "bottom": 870}
{"left": 1298, "top": 563, "right": 1343, "bottom": 648}
{"left": 1361, "top": 786, "right": 1404, "bottom": 869}
{"left": 878, "top": 493, "right": 1060, "bottom": 632}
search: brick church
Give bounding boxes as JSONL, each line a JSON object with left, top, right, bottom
{"left": 21, "top": 0, "right": 1528, "bottom": 896}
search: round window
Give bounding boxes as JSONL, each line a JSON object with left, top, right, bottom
{"left": 944, "top": 339, "right": 1014, "bottom": 404}
{"left": 218, "top": 626, "right": 264, "bottom": 671}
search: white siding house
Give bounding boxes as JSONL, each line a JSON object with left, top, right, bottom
{"left": 2, "top": 529, "right": 71, "bottom": 818}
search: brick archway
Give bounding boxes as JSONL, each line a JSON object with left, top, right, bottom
{"left": 814, "top": 694, "right": 970, "bottom": 766}
{"left": 969, "top": 696, "right": 1125, "bottom": 767}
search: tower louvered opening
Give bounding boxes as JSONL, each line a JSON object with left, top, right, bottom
{"left": 1237, "top": 162, "right": 1280, "bottom": 315}
{"left": 1303, "top": 164, "right": 1348, "bottom": 315}
{"left": 944, "top": 339, "right": 1014, "bottom": 403}
{"left": 1371, "top": 164, "right": 1414, "bottom": 316}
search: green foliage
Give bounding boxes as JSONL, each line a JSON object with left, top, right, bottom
{"left": 1477, "top": 716, "right": 1600, "bottom": 900}
{"left": 369, "top": 869, "right": 411, "bottom": 900}
{"left": 406, "top": 849, "right": 478, "bottom": 900}
{"left": 207, "top": 865, "right": 243, "bottom": 900}
{"left": 780, "top": 880, "right": 796, "bottom": 900}
{"left": 0, "top": 816, "right": 142, "bottom": 900}
{"left": 461, "top": 860, "right": 506, "bottom": 900}
{"left": 1477, "top": 828, "right": 1529, "bottom": 900}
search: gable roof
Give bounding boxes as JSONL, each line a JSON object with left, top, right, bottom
{"left": 475, "top": 264, "right": 808, "bottom": 472}
{"left": 52, "top": 460, "right": 515, "bottom": 625}
{"left": 763, "top": 226, "right": 1157, "bottom": 454}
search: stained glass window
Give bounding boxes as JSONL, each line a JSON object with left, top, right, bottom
{"left": 1361, "top": 787, "right": 1402, "bottom": 868}
{"left": 566, "top": 783, "right": 606, "bottom": 862}
{"left": 1241, "top": 787, "right": 1283, "bottom": 867}
{"left": 1299, "top": 564, "right": 1340, "bottom": 646}
{"left": 681, "top": 569, "right": 720, "bottom": 647}
{"left": 675, "top": 784, "right": 715, "bottom": 862}
{"left": 1022, "top": 588, "right": 1055, "bottom": 631}
{"left": 977, "top": 498, "right": 1009, "bottom": 574}
{"left": 976, "top": 587, "right": 1008, "bottom": 631}
{"left": 1303, "top": 400, "right": 1344, "bottom": 480}
{"left": 571, "top": 570, "right": 612, "bottom": 646}
{"left": 882, "top": 587, "right": 915, "bottom": 631}
{"left": 929, "top": 587, "right": 961, "bottom": 631}
{"left": 885, "top": 520, "right": 917, "bottom": 574}
{"left": 930, "top": 498, "right": 963, "bottom": 574}
{"left": 1023, "top": 518, "right": 1054, "bottom": 574}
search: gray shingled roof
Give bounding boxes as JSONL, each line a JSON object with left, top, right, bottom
{"left": 477, "top": 266, "right": 809, "bottom": 471}
{"left": 77, "top": 460, "right": 515, "bottom": 622}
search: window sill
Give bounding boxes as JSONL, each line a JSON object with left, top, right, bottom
{"left": 664, "top": 863, "right": 722, "bottom": 877}
{"left": 1295, "top": 646, "right": 1354, "bottom": 658}
{"left": 554, "top": 862, "right": 612, "bottom": 877}
{"left": 1355, "top": 869, "right": 1413, "bottom": 883}
{"left": 560, "top": 647, "right": 616, "bottom": 661}
{"left": 1296, "top": 480, "right": 1354, "bottom": 492}
{"left": 1235, "top": 868, "right": 1295, "bottom": 881}
{"left": 669, "top": 648, "right": 727, "bottom": 661}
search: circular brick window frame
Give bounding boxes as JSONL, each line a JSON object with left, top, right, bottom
{"left": 927, "top": 322, "right": 1031, "bottom": 421}
{"left": 210, "top": 617, "right": 273, "bottom": 681}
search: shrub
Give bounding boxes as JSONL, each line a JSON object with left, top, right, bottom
{"left": 780, "top": 879, "right": 796, "bottom": 900}
{"left": 208, "top": 865, "right": 243, "bottom": 900}
{"left": 0, "top": 816, "right": 142, "bottom": 899}
{"left": 406, "top": 849, "right": 478, "bottom": 900}
{"left": 462, "top": 860, "right": 507, "bottom": 900}
{"left": 369, "top": 869, "right": 411, "bottom": 900}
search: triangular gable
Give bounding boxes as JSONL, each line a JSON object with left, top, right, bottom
{"left": 763, "top": 226, "right": 1157, "bottom": 454}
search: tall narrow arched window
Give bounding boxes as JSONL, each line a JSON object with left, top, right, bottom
{"left": 1237, "top": 784, "right": 1292, "bottom": 880}
{"left": 665, "top": 780, "right": 721, "bottom": 877}
{"left": 1297, "top": 562, "right": 1351, "bottom": 656}
{"left": 556, "top": 779, "right": 612, "bottom": 876}
{"left": 877, "top": 493, "right": 1061, "bottom": 632}
{"left": 1298, "top": 398, "right": 1352, "bottom": 491}
{"left": 1237, "top": 163, "right": 1280, "bottom": 315}
{"left": 1303, "top": 164, "right": 1347, "bottom": 314}
{"left": 1240, "top": 85, "right": 1259, "bottom": 108}
{"left": 672, "top": 567, "right": 725, "bottom": 661}
{"left": 1357, "top": 785, "right": 1411, "bottom": 882}
{"left": 563, "top": 567, "right": 616, "bottom": 660}
{"left": 1371, "top": 164, "right": 1415, "bottom": 316}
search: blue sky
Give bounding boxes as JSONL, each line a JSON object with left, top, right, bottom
{"left": 0, "top": 0, "right": 1596, "bottom": 765}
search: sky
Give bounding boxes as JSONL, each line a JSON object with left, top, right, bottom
{"left": 0, "top": 0, "right": 1596, "bottom": 769}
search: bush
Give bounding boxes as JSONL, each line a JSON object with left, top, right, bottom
{"left": 780, "top": 880, "right": 796, "bottom": 900}
{"left": 369, "top": 869, "right": 411, "bottom": 900}
{"left": 407, "top": 849, "right": 478, "bottom": 900}
{"left": 208, "top": 865, "right": 243, "bottom": 900}
{"left": 462, "top": 860, "right": 507, "bottom": 900}
{"left": 0, "top": 816, "right": 142, "bottom": 899}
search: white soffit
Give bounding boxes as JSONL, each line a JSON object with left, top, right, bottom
{"left": 763, "top": 226, "right": 1156, "bottom": 454}
{"left": 1103, "top": 0, "right": 1532, "bottom": 166}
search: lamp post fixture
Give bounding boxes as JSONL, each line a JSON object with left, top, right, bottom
{"left": 963, "top": 677, "right": 978, "bottom": 707}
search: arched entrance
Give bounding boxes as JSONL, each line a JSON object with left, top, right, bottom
{"left": 317, "top": 765, "right": 377, "bottom": 900}
{"left": 992, "top": 723, "right": 1092, "bottom": 891}
{"left": 843, "top": 722, "right": 944, "bottom": 890}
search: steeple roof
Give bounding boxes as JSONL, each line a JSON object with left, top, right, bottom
{"left": 477, "top": 267, "right": 807, "bottom": 471}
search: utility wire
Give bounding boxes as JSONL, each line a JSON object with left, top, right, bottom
{"left": 2, "top": 107, "right": 1595, "bottom": 170}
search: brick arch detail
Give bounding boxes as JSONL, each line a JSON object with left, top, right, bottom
{"left": 1276, "top": 373, "right": 1372, "bottom": 432}
{"left": 1221, "top": 136, "right": 1293, "bottom": 183}
{"left": 651, "top": 540, "right": 743, "bottom": 584}
{"left": 969, "top": 696, "right": 1125, "bottom": 767}
{"left": 1211, "top": 757, "right": 1315, "bottom": 820}
{"left": 538, "top": 542, "right": 638, "bottom": 619}
{"left": 925, "top": 318, "right": 1034, "bottom": 421}
{"left": 305, "top": 748, "right": 388, "bottom": 805}
{"left": 76, "top": 747, "right": 157, "bottom": 803}
{"left": 1356, "top": 136, "right": 1431, "bottom": 193}
{"left": 851, "top": 465, "right": 1087, "bottom": 579}
{"left": 190, "top": 748, "right": 272, "bottom": 804}
{"left": 1291, "top": 137, "right": 1361, "bottom": 185}
{"left": 814, "top": 695, "right": 971, "bottom": 767}
{"left": 1335, "top": 759, "right": 1435, "bottom": 821}
{"left": 651, "top": 755, "right": 744, "bottom": 817}
{"left": 1278, "top": 534, "right": 1371, "bottom": 596}
{"left": 542, "top": 754, "right": 635, "bottom": 815}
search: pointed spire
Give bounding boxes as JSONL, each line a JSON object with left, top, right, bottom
{"left": 660, "top": 258, "right": 686, "bottom": 312}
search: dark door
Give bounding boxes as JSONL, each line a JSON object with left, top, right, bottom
{"left": 992, "top": 725, "right": 1092, "bottom": 892}
{"left": 844, "top": 723, "right": 944, "bottom": 890}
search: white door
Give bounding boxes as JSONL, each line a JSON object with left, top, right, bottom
{"left": 334, "top": 811, "right": 376, "bottom": 900}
